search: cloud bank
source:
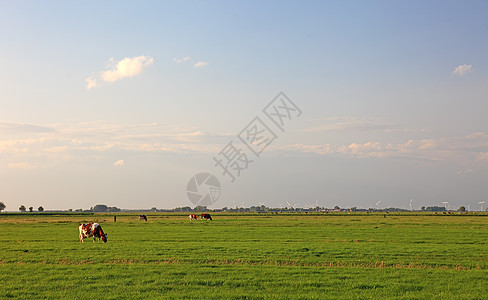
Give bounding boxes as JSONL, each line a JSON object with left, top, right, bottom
{"left": 1, "top": 120, "right": 488, "bottom": 171}
{"left": 280, "top": 132, "right": 488, "bottom": 163}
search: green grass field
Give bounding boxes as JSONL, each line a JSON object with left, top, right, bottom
{"left": 1, "top": 213, "right": 487, "bottom": 299}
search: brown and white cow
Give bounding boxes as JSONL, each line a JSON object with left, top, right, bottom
{"left": 79, "top": 222, "right": 107, "bottom": 243}
{"left": 200, "top": 213, "right": 212, "bottom": 220}
{"left": 189, "top": 214, "right": 198, "bottom": 221}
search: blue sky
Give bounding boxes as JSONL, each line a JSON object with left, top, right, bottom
{"left": 1, "top": 1, "right": 487, "bottom": 211}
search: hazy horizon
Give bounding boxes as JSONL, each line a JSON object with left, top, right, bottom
{"left": 1, "top": 1, "right": 487, "bottom": 211}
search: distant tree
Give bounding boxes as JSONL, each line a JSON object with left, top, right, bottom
{"left": 19, "top": 205, "right": 26, "bottom": 212}
{"left": 334, "top": 206, "right": 340, "bottom": 210}
{"left": 150, "top": 207, "right": 158, "bottom": 212}
{"left": 194, "top": 206, "right": 207, "bottom": 212}
{"left": 424, "top": 206, "right": 446, "bottom": 212}
{"left": 107, "top": 206, "right": 121, "bottom": 212}
{"left": 175, "top": 206, "right": 192, "bottom": 212}
{"left": 457, "top": 206, "right": 466, "bottom": 212}
{"left": 29, "top": 207, "right": 33, "bottom": 212}
{"left": 38, "top": 206, "right": 44, "bottom": 212}
{"left": 421, "top": 206, "right": 426, "bottom": 211}
{"left": 91, "top": 204, "right": 108, "bottom": 212}
{"left": 0, "top": 202, "right": 5, "bottom": 212}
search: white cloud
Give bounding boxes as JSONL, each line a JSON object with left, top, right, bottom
{"left": 85, "top": 55, "right": 154, "bottom": 90}
{"left": 173, "top": 56, "right": 191, "bottom": 63}
{"left": 85, "top": 76, "right": 99, "bottom": 90}
{"left": 194, "top": 61, "right": 208, "bottom": 68}
{"left": 452, "top": 64, "right": 473, "bottom": 77}
{"left": 172, "top": 57, "right": 209, "bottom": 68}
{"left": 114, "top": 160, "right": 125, "bottom": 166}
{"left": 0, "top": 137, "right": 46, "bottom": 154}
{"left": 101, "top": 56, "right": 154, "bottom": 83}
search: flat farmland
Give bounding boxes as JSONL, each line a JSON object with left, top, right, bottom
{"left": 1, "top": 213, "right": 487, "bottom": 299}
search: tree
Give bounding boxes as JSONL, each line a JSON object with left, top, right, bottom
{"left": 107, "top": 206, "right": 121, "bottom": 212}
{"left": 91, "top": 204, "right": 108, "bottom": 212}
{"left": 19, "top": 205, "right": 26, "bottom": 212}
{"left": 194, "top": 206, "right": 207, "bottom": 212}
{"left": 0, "top": 202, "right": 5, "bottom": 212}
{"left": 29, "top": 207, "right": 33, "bottom": 212}
{"left": 423, "top": 206, "right": 446, "bottom": 212}
{"left": 38, "top": 206, "right": 44, "bottom": 212}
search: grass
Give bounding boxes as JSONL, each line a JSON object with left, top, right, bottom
{"left": 0, "top": 213, "right": 487, "bottom": 299}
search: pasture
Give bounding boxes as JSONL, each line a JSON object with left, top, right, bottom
{"left": 0, "top": 213, "right": 487, "bottom": 299}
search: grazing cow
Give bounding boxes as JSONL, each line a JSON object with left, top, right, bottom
{"left": 139, "top": 214, "right": 147, "bottom": 221}
{"left": 200, "top": 213, "right": 212, "bottom": 220}
{"left": 189, "top": 214, "right": 198, "bottom": 221}
{"left": 79, "top": 223, "right": 107, "bottom": 243}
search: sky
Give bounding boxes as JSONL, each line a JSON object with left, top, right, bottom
{"left": 1, "top": 1, "right": 487, "bottom": 211}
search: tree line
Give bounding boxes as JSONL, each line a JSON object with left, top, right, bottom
{"left": 18, "top": 205, "right": 44, "bottom": 212}
{"left": 0, "top": 202, "right": 44, "bottom": 212}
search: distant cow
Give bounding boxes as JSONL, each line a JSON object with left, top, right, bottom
{"left": 189, "top": 214, "right": 198, "bottom": 221}
{"left": 79, "top": 223, "right": 107, "bottom": 243}
{"left": 200, "top": 213, "right": 212, "bottom": 220}
{"left": 139, "top": 215, "right": 147, "bottom": 221}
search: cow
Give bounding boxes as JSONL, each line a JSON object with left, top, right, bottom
{"left": 189, "top": 214, "right": 198, "bottom": 221}
{"left": 79, "top": 223, "right": 107, "bottom": 243}
{"left": 200, "top": 213, "right": 212, "bottom": 220}
{"left": 139, "top": 214, "right": 147, "bottom": 221}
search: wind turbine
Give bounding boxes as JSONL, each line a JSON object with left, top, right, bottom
{"left": 286, "top": 201, "right": 294, "bottom": 210}
{"left": 375, "top": 200, "right": 381, "bottom": 210}
{"left": 479, "top": 201, "right": 485, "bottom": 212}
{"left": 409, "top": 199, "right": 413, "bottom": 211}
{"left": 442, "top": 202, "right": 448, "bottom": 211}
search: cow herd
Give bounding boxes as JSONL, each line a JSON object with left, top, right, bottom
{"left": 79, "top": 213, "right": 213, "bottom": 243}
{"left": 189, "top": 213, "right": 212, "bottom": 220}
